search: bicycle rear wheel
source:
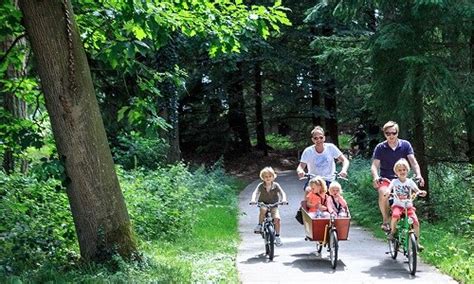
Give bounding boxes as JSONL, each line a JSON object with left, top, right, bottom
{"left": 408, "top": 232, "right": 417, "bottom": 275}
{"left": 329, "top": 229, "right": 338, "bottom": 269}
{"left": 265, "top": 225, "right": 275, "bottom": 261}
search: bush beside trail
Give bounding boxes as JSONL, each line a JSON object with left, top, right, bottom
{"left": 0, "top": 162, "right": 241, "bottom": 282}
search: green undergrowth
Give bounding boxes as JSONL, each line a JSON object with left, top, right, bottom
{"left": 0, "top": 163, "right": 241, "bottom": 283}
{"left": 345, "top": 158, "right": 473, "bottom": 283}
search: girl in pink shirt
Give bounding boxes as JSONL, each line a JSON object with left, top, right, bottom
{"left": 306, "top": 176, "right": 330, "bottom": 217}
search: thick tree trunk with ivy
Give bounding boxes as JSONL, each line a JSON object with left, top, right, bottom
{"left": 254, "top": 61, "right": 268, "bottom": 155}
{"left": 18, "top": 0, "right": 137, "bottom": 261}
{"left": 227, "top": 61, "right": 252, "bottom": 153}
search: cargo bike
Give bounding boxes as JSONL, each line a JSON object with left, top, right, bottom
{"left": 300, "top": 204, "right": 351, "bottom": 269}
{"left": 298, "top": 173, "right": 351, "bottom": 269}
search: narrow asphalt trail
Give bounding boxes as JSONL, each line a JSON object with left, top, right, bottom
{"left": 236, "top": 170, "right": 457, "bottom": 284}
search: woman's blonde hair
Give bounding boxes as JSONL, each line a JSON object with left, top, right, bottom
{"left": 393, "top": 158, "right": 410, "bottom": 173}
{"left": 259, "top": 166, "right": 277, "bottom": 180}
{"left": 328, "top": 181, "right": 343, "bottom": 195}
{"left": 309, "top": 176, "right": 327, "bottom": 193}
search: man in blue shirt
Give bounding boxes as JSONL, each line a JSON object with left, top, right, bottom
{"left": 370, "top": 121, "right": 425, "bottom": 231}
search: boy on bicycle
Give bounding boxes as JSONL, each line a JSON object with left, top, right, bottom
{"left": 387, "top": 158, "right": 427, "bottom": 250}
{"left": 249, "top": 167, "right": 288, "bottom": 246}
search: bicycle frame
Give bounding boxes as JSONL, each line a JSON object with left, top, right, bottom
{"left": 394, "top": 206, "right": 413, "bottom": 254}
{"left": 253, "top": 202, "right": 285, "bottom": 261}
{"left": 388, "top": 193, "right": 419, "bottom": 275}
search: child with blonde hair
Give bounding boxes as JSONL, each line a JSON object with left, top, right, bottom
{"left": 250, "top": 167, "right": 288, "bottom": 246}
{"left": 327, "top": 181, "right": 349, "bottom": 217}
{"left": 387, "top": 158, "right": 427, "bottom": 250}
{"left": 306, "top": 176, "right": 330, "bottom": 218}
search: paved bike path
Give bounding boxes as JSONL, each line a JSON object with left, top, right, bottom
{"left": 236, "top": 170, "right": 457, "bottom": 283}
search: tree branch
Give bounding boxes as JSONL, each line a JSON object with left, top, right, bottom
{"left": 0, "top": 33, "right": 26, "bottom": 64}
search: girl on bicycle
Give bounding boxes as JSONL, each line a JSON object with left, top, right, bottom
{"left": 249, "top": 167, "right": 288, "bottom": 246}
{"left": 327, "top": 181, "right": 349, "bottom": 217}
{"left": 387, "top": 159, "right": 427, "bottom": 250}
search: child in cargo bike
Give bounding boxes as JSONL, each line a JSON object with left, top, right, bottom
{"left": 327, "top": 181, "right": 350, "bottom": 217}
{"left": 306, "top": 176, "right": 331, "bottom": 218}
{"left": 250, "top": 167, "right": 288, "bottom": 247}
{"left": 386, "top": 158, "right": 427, "bottom": 250}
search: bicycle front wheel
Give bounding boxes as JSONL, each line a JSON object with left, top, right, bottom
{"left": 388, "top": 235, "right": 399, "bottom": 259}
{"left": 265, "top": 225, "right": 275, "bottom": 261}
{"left": 408, "top": 232, "right": 417, "bottom": 275}
{"left": 329, "top": 229, "right": 338, "bottom": 269}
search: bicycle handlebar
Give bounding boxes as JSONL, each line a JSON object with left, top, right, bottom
{"left": 299, "top": 172, "right": 348, "bottom": 181}
{"left": 249, "top": 201, "right": 288, "bottom": 207}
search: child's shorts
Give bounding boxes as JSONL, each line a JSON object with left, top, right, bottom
{"left": 260, "top": 207, "right": 281, "bottom": 220}
{"left": 391, "top": 206, "right": 419, "bottom": 225}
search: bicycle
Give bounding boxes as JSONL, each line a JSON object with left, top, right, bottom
{"left": 249, "top": 201, "right": 288, "bottom": 261}
{"left": 299, "top": 173, "right": 350, "bottom": 269}
{"left": 386, "top": 181, "right": 424, "bottom": 276}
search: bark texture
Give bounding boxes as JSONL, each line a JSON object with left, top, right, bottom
{"left": 18, "top": 0, "right": 137, "bottom": 261}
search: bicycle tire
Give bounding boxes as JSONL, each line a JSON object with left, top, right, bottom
{"left": 388, "top": 235, "right": 399, "bottom": 259}
{"left": 266, "top": 225, "right": 275, "bottom": 261}
{"left": 329, "top": 230, "right": 338, "bottom": 269}
{"left": 408, "top": 232, "right": 417, "bottom": 275}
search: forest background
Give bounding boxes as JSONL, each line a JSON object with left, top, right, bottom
{"left": 0, "top": 0, "right": 472, "bottom": 283}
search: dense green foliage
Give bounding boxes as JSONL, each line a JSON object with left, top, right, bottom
{"left": 0, "top": 174, "right": 76, "bottom": 273}
{"left": 344, "top": 159, "right": 473, "bottom": 283}
{"left": 306, "top": 0, "right": 473, "bottom": 163}
{"left": 1, "top": 0, "right": 472, "bottom": 281}
{"left": 0, "top": 164, "right": 240, "bottom": 282}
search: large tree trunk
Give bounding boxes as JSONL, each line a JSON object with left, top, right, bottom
{"left": 227, "top": 61, "right": 252, "bottom": 153}
{"left": 18, "top": 0, "right": 137, "bottom": 261}
{"left": 254, "top": 61, "right": 268, "bottom": 155}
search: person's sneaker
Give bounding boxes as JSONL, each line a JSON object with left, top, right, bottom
{"left": 253, "top": 224, "right": 262, "bottom": 233}
{"left": 417, "top": 243, "right": 424, "bottom": 252}
{"left": 275, "top": 236, "right": 282, "bottom": 247}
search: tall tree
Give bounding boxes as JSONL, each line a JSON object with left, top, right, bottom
{"left": 254, "top": 60, "right": 268, "bottom": 155}
{"left": 227, "top": 61, "right": 252, "bottom": 153}
{"left": 18, "top": 0, "right": 136, "bottom": 261}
